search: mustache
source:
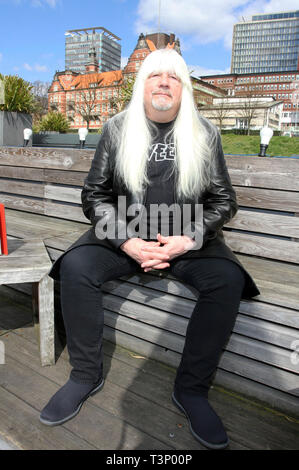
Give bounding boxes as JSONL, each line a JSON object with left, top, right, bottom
{"left": 152, "top": 90, "right": 172, "bottom": 98}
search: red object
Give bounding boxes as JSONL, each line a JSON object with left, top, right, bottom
{"left": 0, "top": 204, "right": 8, "bottom": 255}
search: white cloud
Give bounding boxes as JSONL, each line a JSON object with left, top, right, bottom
{"left": 35, "top": 64, "right": 48, "bottom": 72}
{"left": 31, "top": 0, "right": 59, "bottom": 7}
{"left": 188, "top": 65, "right": 231, "bottom": 78}
{"left": 121, "top": 56, "right": 129, "bottom": 69}
{"left": 136, "top": 0, "right": 299, "bottom": 49}
{"left": 0, "top": 53, "right": 3, "bottom": 62}
{"left": 23, "top": 63, "right": 48, "bottom": 72}
{"left": 24, "top": 63, "right": 33, "bottom": 71}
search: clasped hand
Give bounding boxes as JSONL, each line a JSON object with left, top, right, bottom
{"left": 120, "top": 233, "right": 196, "bottom": 272}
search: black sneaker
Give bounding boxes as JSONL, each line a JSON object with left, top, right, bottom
{"left": 40, "top": 377, "right": 105, "bottom": 426}
{"left": 172, "top": 388, "right": 229, "bottom": 450}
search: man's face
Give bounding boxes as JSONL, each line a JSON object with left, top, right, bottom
{"left": 143, "top": 71, "right": 183, "bottom": 121}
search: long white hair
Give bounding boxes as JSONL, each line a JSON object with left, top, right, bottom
{"left": 112, "top": 48, "right": 217, "bottom": 201}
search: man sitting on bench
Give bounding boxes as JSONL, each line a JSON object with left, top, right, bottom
{"left": 40, "top": 48, "right": 259, "bottom": 450}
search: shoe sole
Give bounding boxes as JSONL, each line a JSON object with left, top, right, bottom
{"left": 39, "top": 378, "right": 105, "bottom": 427}
{"left": 172, "top": 392, "right": 229, "bottom": 450}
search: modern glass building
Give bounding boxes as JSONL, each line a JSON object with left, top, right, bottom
{"left": 231, "top": 10, "right": 299, "bottom": 74}
{"left": 65, "top": 27, "right": 121, "bottom": 73}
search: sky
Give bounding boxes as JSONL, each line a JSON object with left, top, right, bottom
{"left": 0, "top": 0, "right": 298, "bottom": 85}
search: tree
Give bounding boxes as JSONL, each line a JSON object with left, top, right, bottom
{"left": 38, "top": 111, "right": 70, "bottom": 133}
{"left": 208, "top": 100, "right": 230, "bottom": 134}
{"left": 110, "top": 76, "right": 135, "bottom": 114}
{"left": 237, "top": 95, "right": 260, "bottom": 135}
{"left": 75, "top": 90, "right": 99, "bottom": 130}
{"left": 0, "top": 74, "right": 35, "bottom": 113}
{"left": 31, "top": 80, "right": 50, "bottom": 124}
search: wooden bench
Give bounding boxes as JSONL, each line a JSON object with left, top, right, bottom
{"left": 0, "top": 238, "right": 54, "bottom": 366}
{"left": 0, "top": 145, "right": 298, "bottom": 418}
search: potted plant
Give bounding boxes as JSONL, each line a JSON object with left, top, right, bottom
{"left": 0, "top": 74, "right": 35, "bottom": 146}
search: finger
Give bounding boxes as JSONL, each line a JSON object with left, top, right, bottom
{"left": 141, "top": 249, "right": 169, "bottom": 260}
{"left": 141, "top": 246, "right": 168, "bottom": 254}
{"left": 144, "top": 262, "right": 170, "bottom": 272}
{"left": 141, "top": 258, "right": 169, "bottom": 268}
{"left": 157, "top": 233, "right": 169, "bottom": 243}
{"left": 141, "top": 253, "right": 170, "bottom": 263}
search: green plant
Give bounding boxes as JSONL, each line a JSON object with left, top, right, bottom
{"left": 38, "top": 112, "right": 70, "bottom": 133}
{"left": 0, "top": 74, "right": 35, "bottom": 113}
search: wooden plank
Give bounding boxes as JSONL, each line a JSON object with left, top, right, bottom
{"left": 0, "top": 386, "right": 95, "bottom": 450}
{"left": 0, "top": 147, "right": 94, "bottom": 171}
{"left": 226, "top": 155, "right": 299, "bottom": 191}
{"left": 235, "top": 186, "right": 299, "bottom": 213}
{"left": 3, "top": 332, "right": 196, "bottom": 450}
{"left": 44, "top": 200, "right": 88, "bottom": 222}
{"left": 226, "top": 209, "right": 299, "bottom": 238}
{"left": 215, "top": 368, "right": 299, "bottom": 420}
{"left": 0, "top": 179, "right": 44, "bottom": 197}
{"left": 44, "top": 169, "right": 86, "bottom": 185}
{"left": 227, "top": 335, "right": 298, "bottom": 374}
{"left": 0, "top": 165, "right": 44, "bottom": 181}
{"left": 0, "top": 239, "right": 52, "bottom": 284}
{"left": 102, "top": 279, "right": 299, "bottom": 339}
{"left": 0, "top": 194, "right": 44, "bottom": 214}
{"left": 35, "top": 275, "right": 55, "bottom": 366}
{"left": 224, "top": 231, "right": 299, "bottom": 263}
{"left": 239, "top": 301, "right": 299, "bottom": 329}
{"left": 6, "top": 208, "right": 88, "bottom": 232}
{"left": 103, "top": 311, "right": 299, "bottom": 397}
{"left": 101, "top": 293, "right": 299, "bottom": 369}
{"left": 44, "top": 184, "right": 81, "bottom": 203}
{"left": 219, "top": 350, "right": 299, "bottom": 398}
{"left": 237, "top": 254, "right": 299, "bottom": 310}
{"left": 1, "top": 328, "right": 273, "bottom": 450}
{"left": 0, "top": 353, "right": 169, "bottom": 450}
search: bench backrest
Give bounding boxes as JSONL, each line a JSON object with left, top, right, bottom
{"left": 0, "top": 147, "right": 298, "bottom": 264}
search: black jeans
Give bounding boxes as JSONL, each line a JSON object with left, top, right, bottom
{"left": 59, "top": 244, "right": 245, "bottom": 397}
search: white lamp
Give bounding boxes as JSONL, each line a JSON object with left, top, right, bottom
{"left": 23, "top": 128, "right": 32, "bottom": 147}
{"left": 259, "top": 126, "right": 273, "bottom": 157}
{"left": 78, "top": 128, "right": 88, "bottom": 148}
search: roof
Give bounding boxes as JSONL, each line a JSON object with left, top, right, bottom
{"left": 70, "top": 70, "right": 123, "bottom": 90}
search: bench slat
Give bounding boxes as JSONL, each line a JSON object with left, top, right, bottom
{"left": 235, "top": 187, "right": 299, "bottom": 213}
{"left": 0, "top": 147, "right": 93, "bottom": 171}
{"left": 226, "top": 156, "right": 299, "bottom": 191}
{"left": 103, "top": 310, "right": 299, "bottom": 396}
{"left": 0, "top": 179, "right": 44, "bottom": 197}
{"left": 0, "top": 165, "right": 44, "bottom": 181}
{"left": 224, "top": 231, "right": 299, "bottom": 264}
{"left": 44, "top": 185, "right": 82, "bottom": 203}
{"left": 227, "top": 209, "right": 299, "bottom": 238}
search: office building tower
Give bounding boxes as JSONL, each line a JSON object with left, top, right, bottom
{"left": 65, "top": 27, "right": 121, "bottom": 74}
{"left": 231, "top": 10, "right": 299, "bottom": 74}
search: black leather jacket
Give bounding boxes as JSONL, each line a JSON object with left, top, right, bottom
{"left": 81, "top": 112, "right": 238, "bottom": 251}
{"left": 51, "top": 112, "right": 259, "bottom": 298}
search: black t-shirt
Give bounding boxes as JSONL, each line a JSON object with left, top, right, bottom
{"left": 143, "top": 119, "right": 177, "bottom": 239}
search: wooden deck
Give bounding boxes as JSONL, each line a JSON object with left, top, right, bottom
{"left": 0, "top": 284, "right": 298, "bottom": 451}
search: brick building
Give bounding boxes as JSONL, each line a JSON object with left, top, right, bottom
{"left": 201, "top": 71, "right": 299, "bottom": 132}
{"left": 48, "top": 33, "right": 227, "bottom": 130}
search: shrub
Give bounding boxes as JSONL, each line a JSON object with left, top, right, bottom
{"left": 0, "top": 74, "right": 35, "bottom": 113}
{"left": 38, "top": 112, "right": 70, "bottom": 133}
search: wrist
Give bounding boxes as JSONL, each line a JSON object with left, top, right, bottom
{"left": 182, "top": 235, "right": 196, "bottom": 251}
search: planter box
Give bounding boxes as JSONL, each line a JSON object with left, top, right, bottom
{"left": 0, "top": 111, "right": 32, "bottom": 147}
{"left": 33, "top": 132, "right": 100, "bottom": 149}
